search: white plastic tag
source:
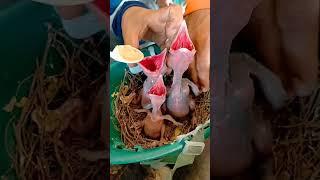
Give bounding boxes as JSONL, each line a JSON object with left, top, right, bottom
{"left": 176, "top": 119, "right": 210, "bottom": 141}
{"left": 182, "top": 141, "right": 205, "bottom": 156}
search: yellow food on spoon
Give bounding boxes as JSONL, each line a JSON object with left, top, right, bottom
{"left": 117, "top": 45, "right": 144, "bottom": 62}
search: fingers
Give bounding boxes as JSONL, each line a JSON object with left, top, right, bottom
{"left": 187, "top": 25, "right": 210, "bottom": 92}
{"left": 152, "top": 5, "right": 183, "bottom": 49}
{"left": 185, "top": 9, "right": 210, "bottom": 92}
{"left": 163, "top": 5, "right": 184, "bottom": 48}
{"left": 121, "top": 7, "right": 149, "bottom": 71}
{"left": 189, "top": 51, "right": 210, "bottom": 92}
{"left": 120, "top": 20, "right": 139, "bottom": 69}
{"left": 122, "top": 7, "right": 150, "bottom": 48}
{"left": 122, "top": 4, "right": 182, "bottom": 49}
{"left": 195, "top": 46, "right": 210, "bottom": 92}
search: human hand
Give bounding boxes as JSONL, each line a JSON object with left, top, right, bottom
{"left": 185, "top": 9, "right": 210, "bottom": 92}
{"left": 122, "top": 4, "right": 183, "bottom": 49}
{"left": 122, "top": 4, "right": 183, "bottom": 70}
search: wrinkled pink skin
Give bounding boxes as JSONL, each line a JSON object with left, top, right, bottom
{"left": 166, "top": 21, "right": 200, "bottom": 118}
{"left": 167, "top": 76, "right": 200, "bottom": 118}
{"left": 139, "top": 49, "right": 167, "bottom": 109}
{"left": 143, "top": 78, "right": 167, "bottom": 139}
{"left": 136, "top": 75, "right": 182, "bottom": 139}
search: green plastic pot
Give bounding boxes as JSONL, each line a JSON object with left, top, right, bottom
{"left": 109, "top": 61, "right": 210, "bottom": 165}
{"left": 0, "top": 1, "right": 60, "bottom": 176}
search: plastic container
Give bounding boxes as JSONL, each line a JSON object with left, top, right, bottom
{"left": 109, "top": 61, "right": 210, "bottom": 165}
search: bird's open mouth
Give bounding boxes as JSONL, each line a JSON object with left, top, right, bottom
{"left": 170, "top": 20, "right": 194, "bottom": 51}
{"left": 139, "top": 49, "right": 167, "bottom": 74}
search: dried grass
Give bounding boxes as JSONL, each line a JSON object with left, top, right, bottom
{"left": 4, "top": 25, "right": 107, "bottom": 180}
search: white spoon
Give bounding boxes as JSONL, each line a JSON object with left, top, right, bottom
{"left": 110, "top": 45, "right": 144, "bottom": 64}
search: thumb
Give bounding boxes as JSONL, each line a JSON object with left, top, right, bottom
{"left": 122, "top": 31, "right": 140, "bottom": 68}
{"left": 121, "top": 9, "right": 141, "bottom": 68}
{"left": 122, "top": 7, "right": 150, "bottom": 49}
{"left": 122, "top": 29, "right": 140, "bottom": 49}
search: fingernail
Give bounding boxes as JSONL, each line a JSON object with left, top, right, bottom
{"left": 201, "top": 86, "right": 209, "bottom": 93}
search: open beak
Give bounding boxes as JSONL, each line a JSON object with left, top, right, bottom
{"left": 138, "top": 49, "right": 167, "bottom": 77}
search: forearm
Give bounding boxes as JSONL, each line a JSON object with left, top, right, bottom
{"left": 111, "top": 1, "right": 149, "bottom": 43}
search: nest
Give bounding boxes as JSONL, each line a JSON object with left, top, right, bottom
{"left": 113, "top": 71, "right": 210, "bottom": 149}
{"left": 272, "top": 86, "right": 320, "bottom": 179}
{"left": 3, "top": 25, "right": 107, "bottom": 179}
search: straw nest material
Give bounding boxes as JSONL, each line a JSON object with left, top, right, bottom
{"left": 272, "top": 86, "right": 320, "bottom": 179}
{"left": 3, "top": 25, "right": 107, "bottom": 180}
{"left": 112, "top": 71, "right": 210, "bottom": 149}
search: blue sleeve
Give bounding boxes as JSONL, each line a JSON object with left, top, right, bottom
{"left": 110, "top": 0, "right": 122, "bottom": 15}
{"left": 112, "top": 1, "right": 149, "bottom": 43}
